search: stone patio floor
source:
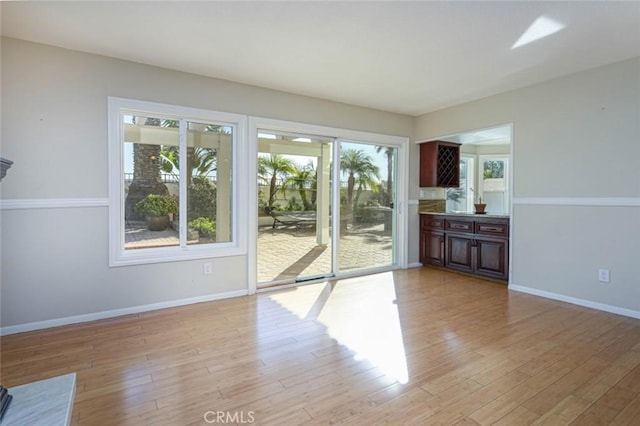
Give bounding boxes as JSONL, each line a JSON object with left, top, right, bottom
{"left": 257, "top": 223, "right": 392, "bottom": 284}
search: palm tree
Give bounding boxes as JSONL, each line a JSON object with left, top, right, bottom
{"left": 285, "top": 161, "right": 316, "bottom": 210}
{"left": 159, "top": 121, "right": 223, "bottom": 184}
{"left": 376, "top": 146, "right": 394, "bottom": 206}
{"left": 353, "top": 170, "right": 380, "bottom": 208}
{"left": 258, "top": 154, "right": 296, "bottom": 213}
{"left": 340, "top": 149, "right": 380, "bottom": 212}
{"left": 125, "top": 117, "right": 169, "bottom": 220}
{"left": 161, "top": 146, "right": 216, "bottom": 184}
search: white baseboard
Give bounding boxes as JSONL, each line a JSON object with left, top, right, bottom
{"left": 408, "top": 262, "right": 423, "bottom": 268}
{"left": 509, "top": 284, "right": 640, "bottom": 319}
{"left": 0, "top": 289, "right": 248, "bottom": 336}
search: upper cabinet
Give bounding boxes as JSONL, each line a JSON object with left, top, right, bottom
{"left": 419, "top": 141, "right": 460, "bottom": 187}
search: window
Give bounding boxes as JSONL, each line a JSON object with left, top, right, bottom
{"left": 478, "top": 155, "right": 509, "bottom": 214}
{"left": 108, "top": 98, "right": 247, "bottom": 266}
{"left": 446, "top": 154, "right": 509, "bottom": 214}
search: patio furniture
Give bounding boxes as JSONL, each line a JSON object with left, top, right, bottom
{"left": 270, "top": 211, "right": 317, "bottom": 230}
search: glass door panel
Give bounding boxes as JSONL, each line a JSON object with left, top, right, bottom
{"left": 257, "top": 131, "right": 334, "bottom": 286}
{"left": 338, "top": 141, "right": 396, "bottom": 273}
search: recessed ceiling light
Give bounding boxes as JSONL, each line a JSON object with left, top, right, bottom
{"left": 512, "top": 16, "right": 565, "bottom": 49}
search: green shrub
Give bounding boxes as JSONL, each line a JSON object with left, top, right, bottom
{"left": 285, "top": 197, "right": 304, "bottom": 211}
{"left": 188, "top": 217, "right": 216, "bottom": 239}
{"left": 188, "top": 176, "right": 217, "bottom": 219}
{"left": 134, "top": 194, "right": 178, "bottom": 217}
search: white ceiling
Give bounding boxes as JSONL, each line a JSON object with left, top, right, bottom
{"left": 2, "top": 1, "right": 639, "bottom": 116}
{"left": 441, "top": 125, "right": 512, "bottom": 146}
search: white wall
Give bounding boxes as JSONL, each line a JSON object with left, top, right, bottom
{"left": 412, "top": 57, "right": 640, "bottom": 315}
{"left": 0, "top": 37, "right": 413, "bottom": 330}
{"left": 3, "top": 36, "right": 637, "bottom": 330}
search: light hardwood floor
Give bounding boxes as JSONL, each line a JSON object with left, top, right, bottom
{"left": 2, "top": 268, "right": 640, "bottom": 425}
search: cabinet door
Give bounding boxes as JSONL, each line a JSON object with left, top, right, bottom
{"left": 475, "top": 237, "right": 509, "bottom": 281}
{"left": 421, "top": 230, "right": 445, "bottom": 266}
{"left": 419, "top": 141, "right": 460, "bottom": 187}
{"left": 446, "top": 234, "right": 474, "bottom": 273}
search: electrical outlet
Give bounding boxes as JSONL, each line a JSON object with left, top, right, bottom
{"left": 598, "top": 268, "right": 610, "bottom": 283}
{"left": 203, "top": 263, "right": 212, "bottom": 275}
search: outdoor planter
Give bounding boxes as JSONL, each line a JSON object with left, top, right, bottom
{"left": 134, "top": 194, "right": 178, "bottom": 231}
{"left": 146, "top": 215, "right": 171, "bottom": 231}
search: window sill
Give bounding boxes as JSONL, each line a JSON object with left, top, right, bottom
{"left": 109, "top": 243, "right": 246, "bottom": 267}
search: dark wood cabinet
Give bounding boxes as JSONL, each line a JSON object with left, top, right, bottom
{"left": 422, "top": 230, "right": 445, "bottom": 267}
{"left": 419, "top": 141, "right": 460, "bottom": 187}
{"left": 475, "top": 237, "right": 508, "bottom": 280}
{"left": 446, "top": 233, "right": 474, "bottom": 273}
{"left": 419, "top": 213, "right": 509, "bottom": 282}
{"left": 419, "top": 215, "right": 445, "bottom": 266}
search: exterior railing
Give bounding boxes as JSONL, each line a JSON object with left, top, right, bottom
{"left": 124, "top": 173, "right": 215, "bottom": 184}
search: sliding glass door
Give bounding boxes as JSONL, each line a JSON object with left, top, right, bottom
{"left": 256, "top": 130, "right": 400, "bottom": 288}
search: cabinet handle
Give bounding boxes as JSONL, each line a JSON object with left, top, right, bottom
{"left": 480, "top": 226, "right": 502, "bottom": 232}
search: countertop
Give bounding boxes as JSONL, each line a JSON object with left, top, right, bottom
{"left": 419, "top": 211, "right": 509, "bottom": 219}
{"left": 3, "top": 372, "right": 76, "bottom": 426}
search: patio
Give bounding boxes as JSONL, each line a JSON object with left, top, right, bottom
{"left": 257, "top": 222, "right": 392, "bottom": 284}
{"left": 125, "top": 222, "right": 198, "bottom": 249}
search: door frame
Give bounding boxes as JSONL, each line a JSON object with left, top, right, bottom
{"left": 247, "top": 117, "right": 409, "bottom": 294}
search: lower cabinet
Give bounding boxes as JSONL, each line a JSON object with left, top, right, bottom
{"left": 420, "top": 213, "right": 509, "bottom": 282}
{"left": 421, "top": 230, "right": 445, "bottom": 267}
{"left": 446, "top": 234, "right": 474, "bottom": 273}
{"left": 475, "top": 237, "right": 509, "bottom": 280}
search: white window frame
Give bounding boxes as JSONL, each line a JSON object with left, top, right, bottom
{"left": 462, "top": 154, "right": 476, "bottom": 212}
{"left": 446, "top": 154, "right": 476, "bottom": 213}
{"left": 108, "top": 97, "right": 248, "bottom": 267}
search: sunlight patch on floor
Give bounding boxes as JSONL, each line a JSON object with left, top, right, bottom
{"left": 268, "top": 272, "right": 409, "bottom": 384}
{"left": 265, "top": 282, "right": 330, "bottom": 320}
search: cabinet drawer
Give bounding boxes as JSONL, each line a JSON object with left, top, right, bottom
{"left": 475, "top": 220, "right": 509, "bottom": 237}
{"left": 445, "top": 219, "right": 473, "bottom": 233}
{"left": 421, "top": 215, "right": 444, "bottom": 229}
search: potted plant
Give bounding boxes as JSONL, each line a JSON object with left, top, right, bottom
{"left": 188, "top": 217, "right": 216, "bottom": 241}
{"left": 134, "top": 194, "right": 178, "bottom": 231}
{"left": 474, "top": 196, "right": 487, "bottom": 214}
